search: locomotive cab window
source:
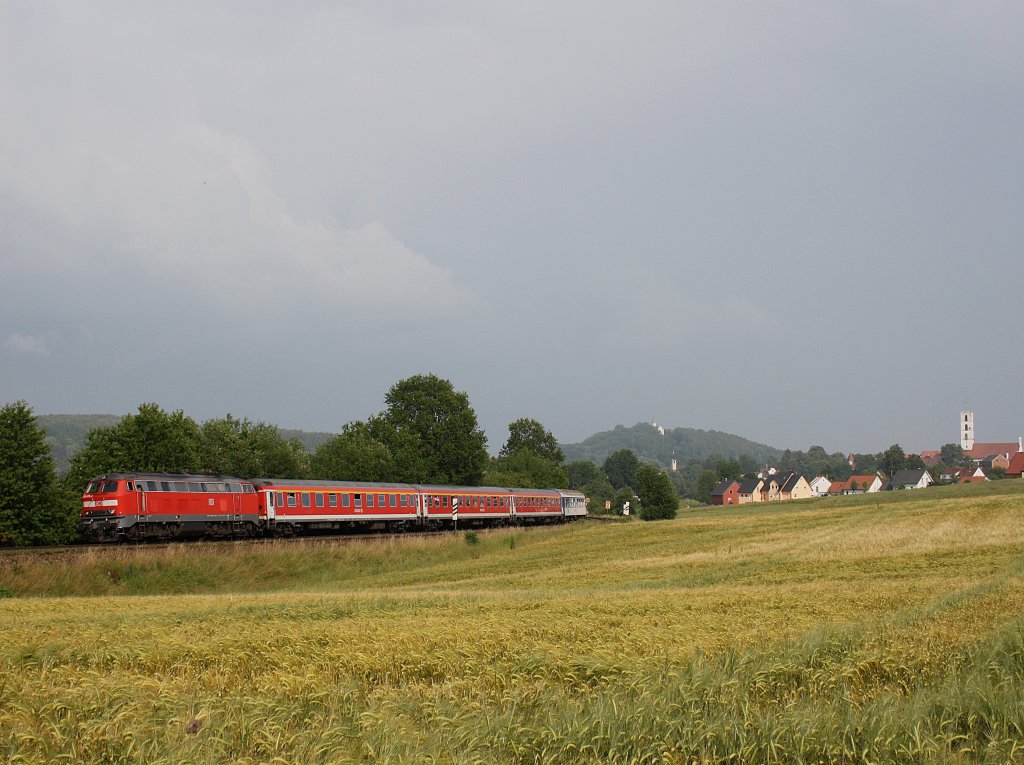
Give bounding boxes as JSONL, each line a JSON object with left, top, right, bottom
{"left": 126, "top": 481, "right": 134, "bottom": 492}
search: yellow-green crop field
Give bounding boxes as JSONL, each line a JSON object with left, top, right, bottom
{"left": 2, "top": 481, "right": 1024, "bottom": 764}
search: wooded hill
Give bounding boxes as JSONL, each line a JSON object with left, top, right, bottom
{"left": 561, "top": 421, "right": 781, "bottom": 468}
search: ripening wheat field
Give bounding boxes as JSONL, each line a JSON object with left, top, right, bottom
{"left": 2, "top": 482, "right": 1024, "bottom": 764}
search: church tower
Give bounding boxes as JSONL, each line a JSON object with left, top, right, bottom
{"left": 960, "top": 407, "right": 975, "bottom": 451}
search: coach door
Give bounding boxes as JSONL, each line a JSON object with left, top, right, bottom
{"left": 265, "top": 490, "right": 276, "bottom": 521}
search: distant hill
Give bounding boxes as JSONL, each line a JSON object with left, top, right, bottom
{"left": 36, "top": 414, "right": 334, "bottom": 472}
{"left": 561, "top": 422, "right": 782, "bottom": 468}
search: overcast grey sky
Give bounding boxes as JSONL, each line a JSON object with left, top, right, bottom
{"left": 2, "top": 2, "right": 1022, "bottom": 454}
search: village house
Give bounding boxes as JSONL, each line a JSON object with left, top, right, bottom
{"left": 808, "top": 476, "right": 832, "bottom": 497}
{"left": 761, "top": 472, "right": 812, "bottom": 502}
{"left": 737, "top": 478, "right": 764, "bottom": 504}
{"left": 827, "top": 475, "right": 883, "bottom": 495}
{"left": 709, "top": 479, "right": 740, "bottom": 506}
{"left": 881, "top": 469, "right": 933, "bottom": 491}
{"left": 1007, "top": 452, "right": 1024, "bottom": 478}
{"left": 977, "top": 453, "right": 1011, "bottom": 473}
{"left": 939, "top": 465, "right": 987, "bottom": 483}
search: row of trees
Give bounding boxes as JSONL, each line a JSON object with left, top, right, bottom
{"left": 1, "top": 376, "right": 685, "bottom": 544}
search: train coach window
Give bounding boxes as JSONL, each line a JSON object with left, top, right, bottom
{"left": 342, "top": 494, "right": 351, "bottom": 508}
{"left": 315, "top": 493, "right": 325, "bottom": 508}
{"left": 328, "top": 494, "right": 337, "bottom": 508}
{"left": 366, "top": 494, "right": 374, "bottom": 508}
{"left": 276, "top": 492, "right": 284, "bottom": 506}
{"left": 354, "top": 494, "right": 362, "bottom": 508}
{"left": 443, "top": 496, "right": 449, "bottom": 507}
{"left": 400, "top": 495, "right": 407, "bottom": 507}
{"left": 287, "top": 493, "right": 297, "bottom": 508}
{"left": 302, "top": 493, "right": 311, "bottom": 508}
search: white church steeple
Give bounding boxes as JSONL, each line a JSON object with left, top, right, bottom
{"left": 960, "top": 407, "right": 975, "bottom": 451}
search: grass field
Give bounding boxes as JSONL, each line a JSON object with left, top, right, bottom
{"left": 2, "top": 481, "right": 1024, "bottom": 763}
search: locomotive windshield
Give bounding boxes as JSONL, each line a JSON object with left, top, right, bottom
{"left": 85, "top": 480, "right": 119, "bottom": 494}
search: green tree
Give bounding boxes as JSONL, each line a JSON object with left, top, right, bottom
{"left": 939, "top": 443, "right": 973, "bottom": 468}
{"left": 372, "top": 374, "right": 488, "bottom": 485}
{"left": 0, "top": 401, "right": 75, "bottom": 545}
{"left": 635, "top": 464, "right": 677, "bottom": 520}
{"left": 484, "top": 450, "right": 568, "bottom": 490}
{"left": 66, "top": 403, "right": 202, "bottom": 491}
{"left": 566, "top": 460, "right": 601, "bottom": 490}
{"left": 239, "top": 422, "right": 307, "bottom": 478}
{"left": 499, "top": 418, "right": 564, "bottom": 464}
{"left": 603, "top": 449, "right": 640, "bottom": 490}
{"left": 310, "top": 422, "right": 393, "bottom": 481}
{"left": 696, "top": 470, "right": 720, "bottom": 504}
{"left": 880, "top": 444, "right": 908, "bottom": 478}
{"left": 714, "top": 458, "right": 742, "bottom": 481}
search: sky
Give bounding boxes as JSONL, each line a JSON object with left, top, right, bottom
{"left": 2, "top": 2, "right": 1022, "bottom": 455}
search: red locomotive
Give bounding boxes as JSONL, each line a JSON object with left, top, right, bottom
{"left": 81, "top": 473, "right": 587, "bottom": 541}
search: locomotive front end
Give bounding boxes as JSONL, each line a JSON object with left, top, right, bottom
{"left": 80, "top": 475, "right": 131, "bottom": 541}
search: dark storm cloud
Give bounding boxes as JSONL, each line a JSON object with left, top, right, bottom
{"left": 2, "top": 2, "right": 1022, "bottom": 453}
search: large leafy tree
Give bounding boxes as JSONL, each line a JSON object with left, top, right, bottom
{"left": 603, "top": 449, "right": 640, "bottom": 490}
{"left": 310, "top": 422, "right": 394, "bottom": 481}
{"left": 372, "top": 374, "right": 488, "bottom": 485}
{"left": 484, "top": 450, "right": 568, "bottom": 489}
{"left": 880, "top": 443, "right": 908, "bottom": 478}
{"left": 0, "top": 401, "right": 75, "bottom": 545}
{"left": 66, "top": 403, "right": 202, "bottom": 491}
{"left": 499, "top": 418, "right": 564, "bottom": 464}
{"left": 635, "top": 464, "right": 678, "bottom": 521}
{"left": 199, "top": 415, "right": 308, "bottom": 478}
{"left": 487, "top": 417, "right": 566, "bottom": 488}
{"left": 939, "top": 443, "right": 974, "bottom": 468}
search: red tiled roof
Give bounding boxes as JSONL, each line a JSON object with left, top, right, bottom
{"left": 1007, "top": 452, "right": 1024, "bottom": 477}
{"left": 965, "top": 442, "right": 1020, "bottom": 459}
{"left": 828, "top": 475, "right": 879, "bottom": 493}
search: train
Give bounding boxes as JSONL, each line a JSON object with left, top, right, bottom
{"left": 80, "top": 472, "right": 588, "bottom": 541}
